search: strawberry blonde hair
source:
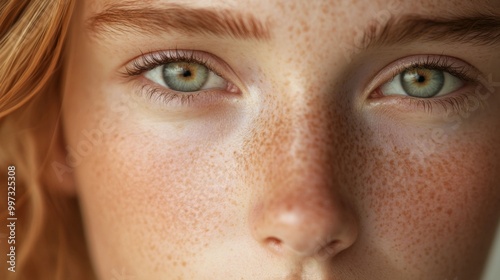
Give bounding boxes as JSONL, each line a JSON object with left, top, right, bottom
{"left": 0, "top": 0, "right": 95, "bottom": 279}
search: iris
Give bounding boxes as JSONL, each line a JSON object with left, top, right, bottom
{"left": 401, "top": 68, "right": 445, "bottom": 98}
{"left": 162, "top": 62, "right": 209, "bottom": 92}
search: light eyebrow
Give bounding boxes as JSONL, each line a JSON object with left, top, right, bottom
{"left": 360, "top": 14, "right": 500, "bottom": 49}
{"left": 87, "top": 3, "right": 271, "bottom": 41}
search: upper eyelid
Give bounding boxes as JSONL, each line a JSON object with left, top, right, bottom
{"left": 122, "top": 49, "right": 232, "bottom": 78}
{"left": 124, "top": 50, "right": 214, "bottom": 76}
{"left": 388, "top": 57, "right": 475, "bottom": 82}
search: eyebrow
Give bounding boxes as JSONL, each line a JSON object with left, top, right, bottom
{"left": 87, "top": 3, "right": 271, "bottom": 41}
{"left": 87, "top": 4, "right": 499, "bottom": 49}
{"left": 360, "top": 14, "right": 500, "bottom": 49}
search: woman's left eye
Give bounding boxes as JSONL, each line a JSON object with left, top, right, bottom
{"left": 144, "top": 61, "right": 228, "bottom": 92}
{"left": 379, "top": 67, "right": 464, "bottom": 98}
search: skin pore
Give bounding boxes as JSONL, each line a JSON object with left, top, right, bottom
{"left": 59, "top": 0, "right": 500, "bottom": 279}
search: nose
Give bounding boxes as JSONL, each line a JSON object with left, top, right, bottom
{"left": 246, "top": 86, "right": 359, "bottom": 260}
{"left": 250, "top": 172, "right": 359, "bottom": 259}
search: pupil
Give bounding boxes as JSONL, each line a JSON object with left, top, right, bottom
{"left": 416, "top": 75, "right": 426, "bottom": 83}
{"left": 182, "top": 70, "right": 192, "bottom": 77}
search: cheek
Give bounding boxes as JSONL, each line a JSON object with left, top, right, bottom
{"left": 67, "top": 109, "right": 249, "bottom": 277}
{"left": 359, "top": 123, "right": 500, "bottom": 274}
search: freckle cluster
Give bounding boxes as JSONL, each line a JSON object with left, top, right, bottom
{"left": 354, "top": 129, "right": 500, "bottom": 276}
{"left": 235, "top": 65, "right": 500, "bottom": 277}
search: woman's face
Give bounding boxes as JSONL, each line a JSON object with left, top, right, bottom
{"left": 61, "top": 0, "right": 500, "bottom": 279}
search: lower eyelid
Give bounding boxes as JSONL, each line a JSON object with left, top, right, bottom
{"left": 133, "top": 78, "right": 242, "bottom": 109}
{"left": 367, "top": 83, "right": 482, "bottom": 116}
{"left": 137, "top": 83, "right": 215, "bottom": 107}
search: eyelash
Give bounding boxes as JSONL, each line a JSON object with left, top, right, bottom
{"left": 124, "top": 49, "right": 233, "bottom": 105}
{"left": 372, "top": 55, "right": 481, "bottom": 113}
{"left": 388, "top": 56, "right": 473, "bottom": 82}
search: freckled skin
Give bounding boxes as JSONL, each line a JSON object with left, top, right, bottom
{"left": 62, "top": 0, "right": 500, "bottom": 279}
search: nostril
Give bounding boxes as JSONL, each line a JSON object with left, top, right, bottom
{"left": 251, "top": 195, "right": 359, "bottom": 259}
{"left": 325, "top": 240, "right": 338, "bottom": 250}
{"left": 264, "top": 237, "right": 283, "bottom": 253}
{"left": 316, "top": 240, "right": 342, "bottom": 260}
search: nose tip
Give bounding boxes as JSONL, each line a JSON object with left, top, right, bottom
{"left": 251, "top": 192, "right": 358, "bottom": 260}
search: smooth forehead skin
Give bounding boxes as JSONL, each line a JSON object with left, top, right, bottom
{"left": 62, "top": 0, "right": 500, "bottom": 279}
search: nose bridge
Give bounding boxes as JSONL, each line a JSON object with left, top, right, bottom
{"left": 249, "top": 80, "right": 345, "bottom": 198}
{"left": 278, "top": 92, "right": 337, "bottom": 173}
{"left": 288, "top": 116, "right": 329, "bottom": 170}
{"left": 265, "top": 155, "right": 340, "bottom": 214}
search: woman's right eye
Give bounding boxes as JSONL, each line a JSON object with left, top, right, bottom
{"left": 144, "top": 61, "right": 229, "bottom": 92}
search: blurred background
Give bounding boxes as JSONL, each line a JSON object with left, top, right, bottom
{"left": 483, "top": 223, "right": 500, "bottom": 280}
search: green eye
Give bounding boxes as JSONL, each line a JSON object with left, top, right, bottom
{"left": 162, "top": 62, "right": 209, "bottom": 92}
{"left": 144, "top": 59, "right": 228, "bottom": 93}
{"left": 380, "top": 66, "right": 463, "bottom": 99}
{"left": 401, "top": 68, "right": 444, "bottom": 98}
